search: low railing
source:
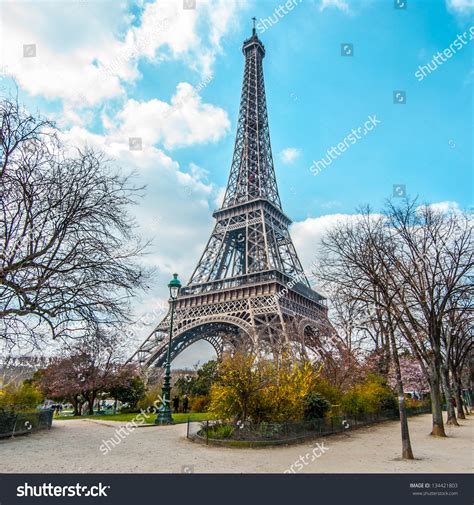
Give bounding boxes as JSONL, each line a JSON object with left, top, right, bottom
{"left": 188, "top": 406, "right": 432, "bottom": 446}
{"left": 0, "top": 409, "right": 54, "bottom": 438}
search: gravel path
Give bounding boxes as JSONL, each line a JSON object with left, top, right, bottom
{"left": 0, "top": 414, "right": 472, "bottom": 473}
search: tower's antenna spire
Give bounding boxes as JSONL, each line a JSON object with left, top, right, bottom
{"left": 252, "top": 16, "right": 256, "bottom": 36}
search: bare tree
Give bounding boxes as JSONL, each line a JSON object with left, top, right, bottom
{"left": 0, "top": 97, "right": 151, "bottom": 348}
{"left": 317, "top": 209, "right": 415, "bottom": 458}
{"left": 382, "top": 201, "right": 473, "bottom": 435}
{"left": 318, "top": 199, "right": 472, "bottom": 451}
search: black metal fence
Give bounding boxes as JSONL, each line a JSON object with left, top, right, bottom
{"left": 188, "top": 406, "right": 432, "bottom": 446}
{"left": 0, "top": 409, "right": 54, "bottom": 438}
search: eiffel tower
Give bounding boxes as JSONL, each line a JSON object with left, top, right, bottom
{"left": 131, "top": 23, "right": 332, "bottom": 369}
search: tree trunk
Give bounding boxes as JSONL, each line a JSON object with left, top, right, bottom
{"left": 465, "top": 387, "right": 473, "bottom": 415}
{"left": 72, "top": 396, "right": 82, "bottom": 416}
{"left": 451, "top": 373, "right": 466, "bottom": 420}
{"left": 453, "top": 382, "right": 465, "bottom": 420}
{"left": 87, "top": 394, "right": 95, "bottom": 416}
{"left": 440, "top": 365, "right": 459, "bottom": 426}
{"left": 388, "top": 328, "right": 414, "bottom": 459}
{"left": 73, "top": 400, "right": 79, "bottom": 416}
{"left": 429, "top": 372, "right": 446, "bottom": 437}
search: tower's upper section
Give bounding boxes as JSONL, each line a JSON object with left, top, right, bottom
{"left": 220, "top": 25, "right": 282, "bottom": 210}
{"left": 242, "top": 22, "right": 266, "bottom": 58}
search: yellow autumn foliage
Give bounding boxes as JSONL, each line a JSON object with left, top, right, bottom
{"left": 341, "top": 374, "right": 397, "bottom": 415}
{"left": 208, "top": 352, "right": 322, "bottom": 422}
{"left": 0, "top": 381, "right": 43, "bottom": 412}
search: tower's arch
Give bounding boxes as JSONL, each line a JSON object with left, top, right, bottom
{"left": 134, "top": 318, "right": 254, "bottom": 369}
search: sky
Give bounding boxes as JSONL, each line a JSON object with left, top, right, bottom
{"left": 0, "top": 0, "right": 472, "bottom": 367}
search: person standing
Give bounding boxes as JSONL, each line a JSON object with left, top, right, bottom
{"left": 182, "top": 395, "right": 189, "bottom": 414}
{"left": 173, "top": 396, "right": 180, "bottom": 413}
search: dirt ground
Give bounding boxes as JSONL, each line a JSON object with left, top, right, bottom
{"left": 0, "top": 414, "right": 472, "bottom": 473}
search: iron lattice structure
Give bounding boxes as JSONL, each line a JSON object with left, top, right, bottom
{"left": 131, "top": 27, "right": 334, "bottom": 370}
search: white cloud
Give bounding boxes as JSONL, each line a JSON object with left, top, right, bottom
{"left": 417, "top": 201, "right": 461, "bottom": 214}
{"left": 0, "top": 1, "right": 128, "bottom": 106}
{"left": 319, "top": 0, "right": 350, "bottom": 13}
{"left": 279, "top": 147, "right": 301, "bottom": 165}
{"left": 107, "top": 82, "right": 230, "bottom": 150}
{"left": 428, "top": 201, "right": 460, "bottom": 213}
{"left": 0, "top": 0, "right": 249, "bottom": 108}
{"left": 122, "top": 0, "right": 249, "bottom": 77}
{"left": 446, "top": 0, "right": 474, "bottom": 15}
{"left": 189, "top": 162, "right": 210, "bottom": 181}
{"left": 202, "top": 0, "right": 250, "bottom": 75}
{"left": 54, "top": 106, "right": 94, "bottom": 129}
{"left": 291, "top": 213, "right": 362, "bottom": 275}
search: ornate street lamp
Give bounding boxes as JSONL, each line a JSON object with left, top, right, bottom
{"left": 155, "top": 273, "right": 181, "bottom": 425}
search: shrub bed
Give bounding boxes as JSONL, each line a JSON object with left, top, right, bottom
{"left": 194, "top": 406, "right": 431, "bottom": 447}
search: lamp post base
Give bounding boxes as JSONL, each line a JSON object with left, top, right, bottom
{"left": 155, "top": 405, "right": 173, "bottom": 425}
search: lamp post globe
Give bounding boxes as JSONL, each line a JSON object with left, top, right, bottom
{"left": 168, "top": 273, "right": 181, "bottom": 299}
{"left": 155, "top": 273, "right": 181, "bottom": 425}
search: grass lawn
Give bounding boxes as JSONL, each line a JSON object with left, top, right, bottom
{"left": 57, "top": 412, "right": 211, "bottom": 424}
